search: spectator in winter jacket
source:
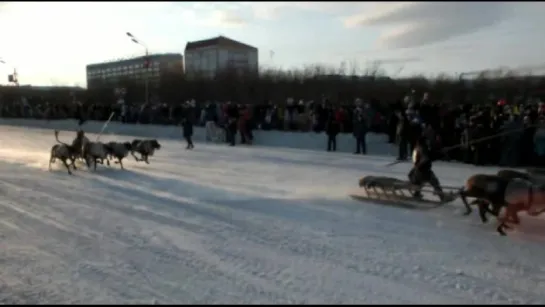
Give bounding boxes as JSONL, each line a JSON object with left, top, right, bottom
{"left": 238, "top": 105, "right": 253, "bottom": 145}
{"left": 225, "top": 102, "right": 239, "bottom": 146}
{"left": 534, "top": 119, "right": 545, "bottom": 166}
{"left": 262, "top": 106, "right": 276, "bottom": 130}
{"left": 335, "top": 107, "right": 346, "bottom": 133}
{"left": 407, "top": 110, "right": 423, "bottom": 153}
{"left": 313, "top": 102, "right": 328, "bottom": 133}
{"left": 387, "top": 111, "right": 398, "bottom": 144}
{"left": 353, "top": 105, "right": 368, "bottom": 154}
{"left": 181, "top": 115, "right": 194, "bottom": 150}
{"left": 396, "top": 109, "right": 410, "bottom": 161}
{"left": 202, "top": 103, "right": 218, "bottom": 142}
{"left": 520, "top": 116, "right": 536, "bottom": 166}
{"left": 325, "top": 107, "right": 340, "bottom": 152}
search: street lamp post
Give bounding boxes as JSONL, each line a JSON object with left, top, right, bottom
{"left": 0, "top": 58, "right": 18, "bottom": 86}
{"left": 126, "top": 32, "right": 150, "bottom": 105}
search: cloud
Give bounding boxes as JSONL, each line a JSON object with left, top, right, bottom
{"left": 342, "top": 2, "right": 513, "bottom": 49}
{"left": 179, "top": 9, "right": 247, "bottom": 28}
{"left": 207, "top": 10, "right": 247, "bottom": 27}
{"left": 243, "top": 2, "right": 367, "bottom": 20}
{"left": 176, "top": 3, "right": 247, "bottom": 28}
{"left": 0, "top": 1, "right": 12, "bottom": 13}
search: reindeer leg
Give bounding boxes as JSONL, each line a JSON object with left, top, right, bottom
{"left": 488, "top": 203, "right": 502, "bottom": 217}
{"left": 62, "top": 158, "right": 72, "bottom": 175}
{"left": 528, "top": 208, "right": 545, "bottom": 216}
{"left": 497, "top": 204, "right": 517, "bottom": 236}
{"left": 372, "top": 186, "right": 379, "bottom": 197}
{"left": 363, "top": 187, "right": 369, "bottom": 197}
{"left": 497, "top": 220, "right": 508, "bottom": 236}
{"left": 460, "top": 189, "right": 473, "bottom": 216}
{"left": 119, "top": 158, "right": 124, "bottom": 170}
{"left": 511, "top": 214, "right": 521, "bottom": 225}
{"left": 131, "top": 151, "right": 141, "bottom": 162}
{"left": 475, "top": 200, "right": 489, "bottom": 223}
{"left": 85, "top": 156, "right": 91, "bottom": 169}
{"left": 144, "top": 155, "right": 150, "bottom": 164}
{"left": 507, "top": 207, "right": 521, "bottom": 225}
{"left": 49, "top": 152, "right": 54, "bottom": 171}
{"left": 497, "top": 211, "right": 509, "bottom": 236}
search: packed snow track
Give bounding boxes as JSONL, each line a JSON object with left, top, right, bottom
{"left": 0, "top": 125, "right": 544, "bottom": 304}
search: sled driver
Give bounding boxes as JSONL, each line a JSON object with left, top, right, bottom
{"left": 409, "top": 136, "right": 445, "bottom": 201}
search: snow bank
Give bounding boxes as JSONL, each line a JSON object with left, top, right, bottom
{"left": 0, "top": 119, "right": 396, "bottom": 156}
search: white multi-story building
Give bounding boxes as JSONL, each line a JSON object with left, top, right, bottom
{"left": 184, "top": 36, "right": 258, "bottom": 79}
{"left": 86, "top": 53, "right": 184, "bottom": 89}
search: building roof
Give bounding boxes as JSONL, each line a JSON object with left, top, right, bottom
{"left": 185, "top": 36, "right": 257, "bottom": 51}
{"left": 16, "top": 85, "right": 85, "bottom": 91}
{"left": 86, "top": 53, "right": 183, "bottom": 69}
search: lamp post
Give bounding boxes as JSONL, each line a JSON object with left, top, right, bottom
{"left": 126, "top": 32, "right": 149, "bottom": 105}
{"left": 0, "top": 58, "right": 18, "bottom": 86}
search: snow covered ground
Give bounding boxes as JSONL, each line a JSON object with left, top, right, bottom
{"left": 0, "top": 125, "right": 544, "bottom": 304}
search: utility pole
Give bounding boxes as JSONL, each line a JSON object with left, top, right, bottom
{"left": 126, "top": 32, "right": 150, "bottom": 105}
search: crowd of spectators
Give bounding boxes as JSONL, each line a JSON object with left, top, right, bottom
{"left": 1, "top": 71, "right": 545, "bottom": 168}
{"left": 390, "top": 93, "right": 545, "bottom": 168}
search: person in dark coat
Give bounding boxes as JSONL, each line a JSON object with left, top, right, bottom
{"left": 353, "top": 105, "right": 368, "bottom": 154}
{"left": 325, "top": 108, "right": 340, "bottom": 152}
{"left": 395, "top": 110, "right": 410, "bottom": 161}
{"left": 409, "top": 136, "right": 445, "bottom": 200}
{"left": 203, "top": 102, "right": 218, "bottom": 142}
{"left": 181, "top": 116, "right": 194, "bottom": 150}
{"left": 74, "top": 100, "right": 86, "bottom": 126}
{"left": 225, "top": 102, "right": 239, "bottom": 146}
{"left": 388, "top": 111, "right": 399, "bottom": 144}
{"left": 181, "top": 102, "right": 195, "bottom": 150}
{"left": 520, "top": 116, "right": 536, "bottom": 166}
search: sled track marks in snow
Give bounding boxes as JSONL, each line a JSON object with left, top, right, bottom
{"left": 0, "top": 168, "right": 541, "bottom": 303}
{"left": 0, "top": 126, "right": 545, "bottom": 303}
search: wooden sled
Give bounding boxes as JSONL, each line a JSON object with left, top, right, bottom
{"left": 526, "top": 168, "right": 545, "bottom": 179}
{"left": 527, "top": 167, "right": 545, "bottom": 174}
{"left": 350, "top": 175, "right": 459, "bottom": 210}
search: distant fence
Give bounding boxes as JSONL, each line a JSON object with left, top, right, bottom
{"left": 0, "top": 119, "right": 395, "bottom": 156}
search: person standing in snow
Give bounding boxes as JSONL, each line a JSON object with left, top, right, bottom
{"left": 181, "top": 105, "right": 194, "bottom": 150}
{"left": 396, "top": 109, "right": 410, "bottom": 161}
{"left": 409, "top": 136, "right": 445, "bottom": 201}
{"left": 353, "top": 103, "right": 368, "bottom": 154}
{"left": 203, "top": 102, "right": 218, "bottom": 142}
{"left": 325, "top": 106, "right": 340, "bottom": 152}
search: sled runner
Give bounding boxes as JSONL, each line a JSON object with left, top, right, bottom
{"left": 526, "top": 168, "right": 545, "bottom": 175}
{"left": 350, "top": 175, "right": 458, "bottom": 210}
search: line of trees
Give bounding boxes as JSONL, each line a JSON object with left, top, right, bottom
{"left": 2, "top": 63, "right": 545, "bottom": 106}
{"left": 86, "top": 63, "right": 545, "bottom": 105}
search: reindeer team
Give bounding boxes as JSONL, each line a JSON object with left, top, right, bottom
{"left": 49, "top": 128, "right": 545, "bottom": 237}
{"left": 49, "top": 129, "right": 161, "bottom": 174}
{"left": 458, "top": 169, "right": 545, "bottom": 236}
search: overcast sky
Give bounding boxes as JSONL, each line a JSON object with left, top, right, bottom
{"left": 0, "top": 1, "right": 544, "bottom": 86}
